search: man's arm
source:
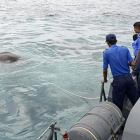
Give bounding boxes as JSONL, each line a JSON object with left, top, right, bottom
{"left": 102, "top": 69, "right": 108, "bottom": 83}
{"left": 129, "top": 50, "right": 140, "bottom": 66}
{"left": 102, "top": 51, "right": 108, "bottom": 83}
{"left": 132, "top": 55, "right": 140, "bottom": 76}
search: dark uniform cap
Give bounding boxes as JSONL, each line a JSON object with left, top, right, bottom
{"left": 106, "top": 34, "right": 116, "bottom": 41}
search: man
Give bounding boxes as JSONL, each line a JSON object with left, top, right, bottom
{"left": 132, "top": 56, "right": 140, "bottom": 96}
{"left": 102, "top": 34, "right": 139, "bottom": 111}
{"left": 132, "top": 33, "right": 138, "bottom": 58}
{"left": 133, "top": 22, "right": 140, "bottom": 60}
{"left": 131, "top": 22, "right": 140, "bottom": 95}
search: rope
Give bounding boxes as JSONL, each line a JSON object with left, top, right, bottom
{"left": 57, "top": 104, "right": 89, "bottom": 124}
{"left": 38, "top": 80, "right": 112, "bottom": 139}
{"left": 47, "top": 82, "right": 101, "bottom": 100}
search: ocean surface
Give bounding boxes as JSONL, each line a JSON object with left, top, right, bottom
{"left": 0, "top": 0, "right": 140, "bottom": 139}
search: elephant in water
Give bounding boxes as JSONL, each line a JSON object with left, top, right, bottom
{"left": 0, "top": 52, "right": 21, "bottom": 62}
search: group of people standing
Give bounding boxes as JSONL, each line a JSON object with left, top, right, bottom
{"left": 102, "top": 21, "right": 140, "bottom": 111}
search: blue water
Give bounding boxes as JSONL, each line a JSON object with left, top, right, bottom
{"left": 0, "top": 0, "right": 140, "bottom": 139}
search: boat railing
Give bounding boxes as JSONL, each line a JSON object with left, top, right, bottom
{"left": 100, "top": 82, "right": 107, "bottom": 102}
{"left": 37, "top": 122, "right": 67, "bottom": 140}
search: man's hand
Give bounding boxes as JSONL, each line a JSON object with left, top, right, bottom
{"left": 101, "top": 79, "right": 107, "bottom": 83}
{"left": 131, "top": 73, "right": 135, "bottom": 77}
{"left": 131, "top": 66, "right": 135, "bottom": 70}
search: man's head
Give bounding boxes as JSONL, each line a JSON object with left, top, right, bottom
{"left": 133, "top": 34, "right": 138, "bottom": 41}
{"left": 106, "top": 34, "right": 117, "bottom": 46}
{"left": 133, "top": 22, "right": 140, "bottom": 33}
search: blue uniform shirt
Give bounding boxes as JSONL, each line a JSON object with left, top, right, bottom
{"left": 132, "top": 40, "right": 138, "bottom": 57}
{"left": 132, "top": 33, "right": 140, "bottom": 57}
{"left": 103, "top": 45, "right": 133, "bottom": 76}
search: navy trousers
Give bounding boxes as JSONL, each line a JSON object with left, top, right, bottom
{"left": 112, "top": 74, "right": 139, "bottom": 111}
{"left": 137, "top": 75, "right": 140, "bottom": 96}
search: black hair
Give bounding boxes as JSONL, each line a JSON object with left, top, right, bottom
{"left": 133, "top": 22, "right": 140, "bottom": 29}
{"left": 107, "top": 40, "right": 117, "bottom": 45}
{"left": 133, "top": 34, "right": 138, "bottom": 41}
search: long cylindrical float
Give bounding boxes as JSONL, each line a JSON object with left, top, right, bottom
{"left": 68, "top": 102, "right": 125, "bottom": 140}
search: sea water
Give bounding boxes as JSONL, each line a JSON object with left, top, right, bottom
{"left": 0, "top": 0, "right": 140, "bottom": 139}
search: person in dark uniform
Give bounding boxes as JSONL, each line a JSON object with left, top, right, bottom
{"left": 102, "top": 34, "right": 139, "bottom": 111}
{"left": 131, "top": 26, "right": 140, "bottom": 95}
{"left": 132, "top": 56, "right": 140, "bottom": 96}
